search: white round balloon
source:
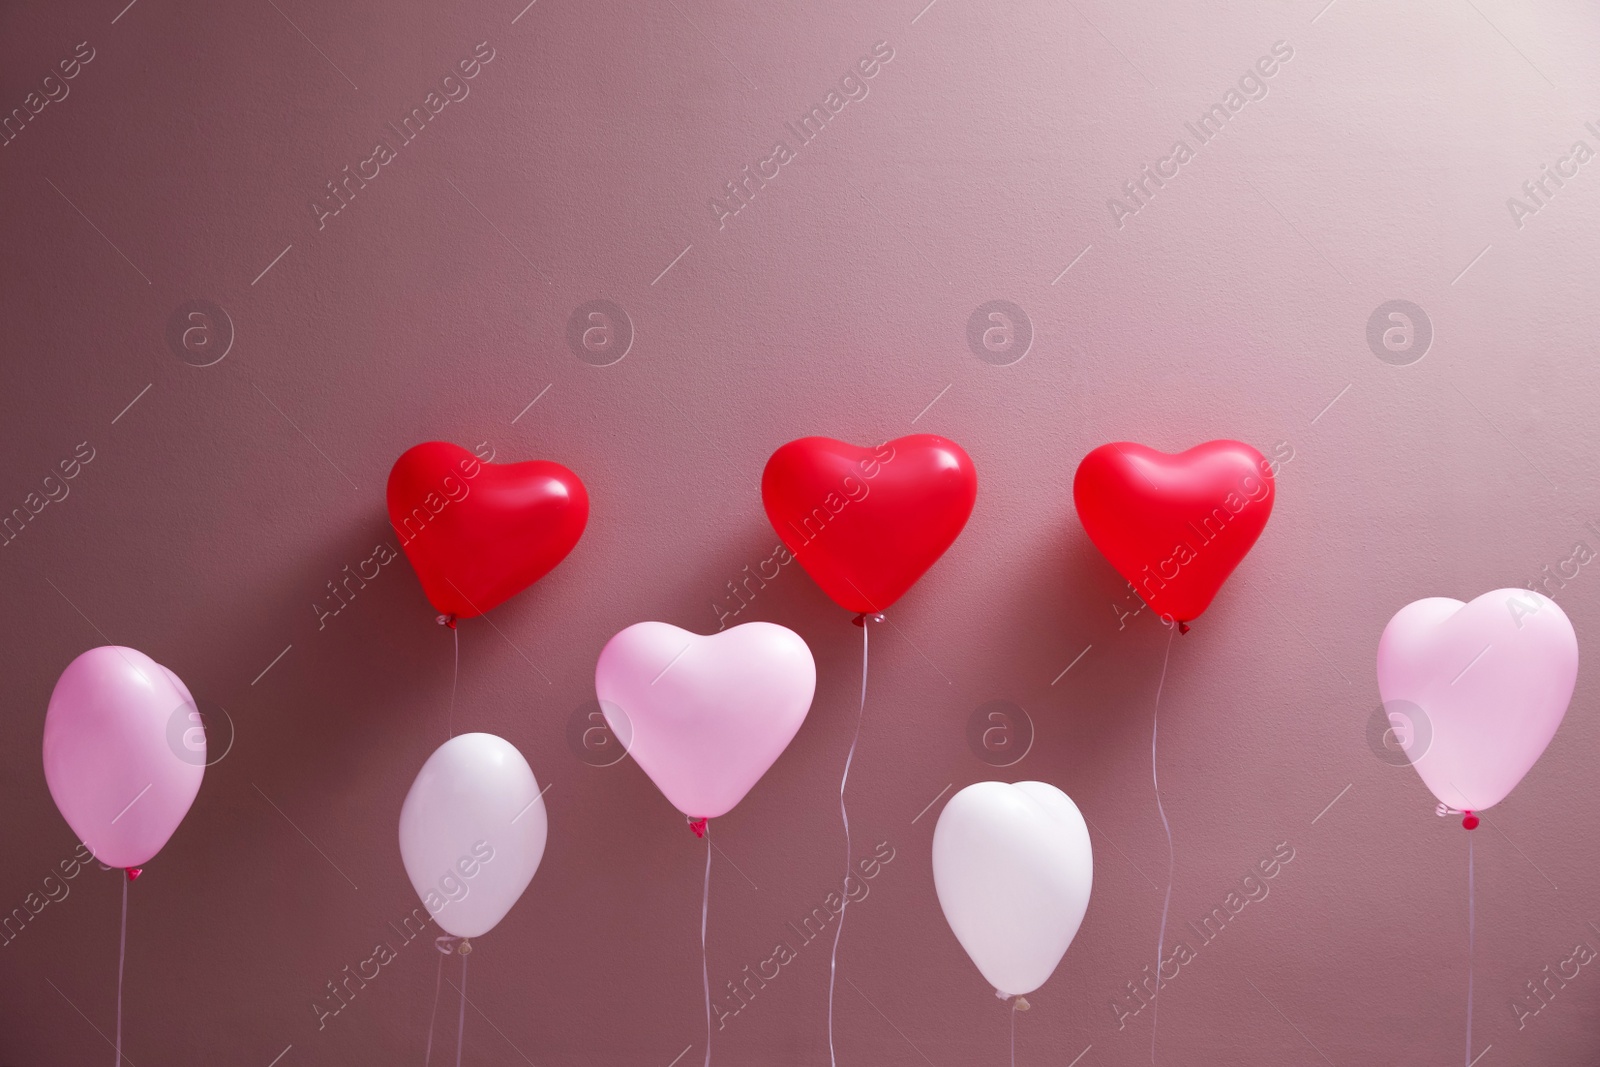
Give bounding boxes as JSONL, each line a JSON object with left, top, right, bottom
{"left": 399, "top": 733, "right": 547, "bottom": 939}
{"left": 932, "top": 781, "right": 1093, "bottom": 997}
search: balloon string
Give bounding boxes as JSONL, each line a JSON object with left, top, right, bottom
{"left": 448, "top": 622, "right": 459, "bottom": 740}
{"left": 454, "top": 950, "right": 468, "bottom": 1067}
{"left": 829, "top": 615, "right": 872, "bottom": 1067}
{"left": 701, "top": 823, "right": 712, "bottom": 1067}
{"left": 114, "top": 873, "right": 127, "bottom": 1067}
{"left": 423, "top": 948, "right": 445, "bottom": 1066}
{"left": 1465, "top": 832, "right": 1474, "bottom": 1067}
{"left": 1010, "top": 1000, "right": 1017, "bottom": 1067}
{"left": 1150, "top": 623, "right": 1176, "bottom": 1066}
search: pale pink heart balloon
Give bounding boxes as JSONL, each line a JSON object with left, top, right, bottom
{"left": 594, "top": 621, "right": 816, "bottom": 820}
{"left": 1376, "top": 589, "right": 1578, "bottom": 812}
{"left": 43, "top": 646, "right": 206, "bottom": 868}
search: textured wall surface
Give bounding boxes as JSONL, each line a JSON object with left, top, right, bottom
{"left": 3, "top": 0, "right": 1600, "bottom": 1063}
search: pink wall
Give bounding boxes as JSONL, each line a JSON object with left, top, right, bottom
{"left": 4, "top": 0, "right": 1600, "bottom": 1062}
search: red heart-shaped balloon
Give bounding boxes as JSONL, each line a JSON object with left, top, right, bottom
{"left": 387, "top": 442, "right": 588, "bottom": 619}
{"left": 1073, "top": 441, "right": 1275, "bottom": 624}
{"left": 762, "top": 435, "right": 977, "bottom": 615}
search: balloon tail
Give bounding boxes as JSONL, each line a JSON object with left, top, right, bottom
{"left": 454, "top": 949, "right": 468, "bottom": 1067}
{"left": 688, "top": 817, "right": 708, "bottom": 839}
{"left": 829, "top": 614, "right": 873, "bottom": 1067}
{"left": 1465, "top": 832, "right": 1474, "bottom": 1067}
{"left": 1150, "top": 624, "right": 1176, "bottom": 1066}
{"left": 423, "top": 948, "right": 445, "bottom": 1066}
{"left": 114, "top": 873, "right": 128, "bottom": 1067}
{"left": 701, "top": 824, "right": 712, "bottom": 1067}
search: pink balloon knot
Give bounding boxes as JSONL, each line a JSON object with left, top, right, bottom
{"left": 434, "top": 935, "right": 464, "bottom": 955}
{"left": 687, "top": 817, "right": 708, "bottom": 838}
{"left": 124, "top": 867, "right": 143, "bottom": 882}
{"left": 1462, "top": 811, "right": 1480, "bottom": 831}
{"left": 436, "top": 614, "right": 458, "bottom": 630}
{"left": 1177, "top": 620, "right": 1191, "bottom": 634}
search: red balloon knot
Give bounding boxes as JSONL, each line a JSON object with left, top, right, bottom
{"left": 1462, "top": 812, "right": 1480, "bottom": 831}
{"left": 436, "top": 614, "right": 458, "bottom": 630}
{"left": 125, "top": 867, "right": 143, "bottom": 882}
{"left": 852, "top": 613, "right": 885, "bottom": 627}
{"left": 687, "top": 817, "right": 708, "bottom": 838}
{"left": 1178, "top": 621, "right": 1191, "bottom": 634}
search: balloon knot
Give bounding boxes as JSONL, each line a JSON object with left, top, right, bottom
{"left": 434, "top": 935, "right": 463, "bottom": 955}
{"left": 851, "top": 613, "right": 885, "bottom": 627}
{"left": 1177, "top": 620, "right": 1190, "bottom": 634}
{"left": 124, "top": 867, "right": 143, "bottom": 883}
{"left": 436, "top": 613, "right": 457, "bottom": 629}
{"left": 1014, "top": 996, "right": 1031, "bottom": 1012}
{"left": 1462, "top": 811, "right": 1480, "bottom": 831}
{"left": 688, "top": 817, "right": 708, "bottom": 838}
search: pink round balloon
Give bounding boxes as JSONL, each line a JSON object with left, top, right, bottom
{"left": 594, "top": 622, "right": 815, "bottom": 820}
{"left": 1377, "top": 589, "right": 1578, "bottom": 813}
{"left": 43, "top": 646, "right": 205, "bottom": 868}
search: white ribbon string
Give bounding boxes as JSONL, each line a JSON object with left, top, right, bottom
{"left": 423, "top": 948, "right": 445, "bottom": 1066}
{"left": 448, "top": 623, "right": 459, "bottom": 739}
{"left": 454, "top": 949, "right": 469, "bottom": 1067}
{"left": 701, "top": 824, "right": 712, "bottom": 1067}
{"left": 114, "top": 874, "right": 127, "bottom": 1067}
{"left": 1465, "top": 832, "right": 1475, "bottom": 1067}
{"left": 1150, "top": 623, "right": 1176, "bottom": 1065}
{"left": 426, "top": 937, "right": 469, "bottom": 1065}
{"left": 825, "top": 617, "right": 876, "bottom": 1067}
{"left": 1010, "top": 1000, "right": 1017, "bottom": 1067}
{"left": 828, "top": 614, "right": 875, "bottom": 1067}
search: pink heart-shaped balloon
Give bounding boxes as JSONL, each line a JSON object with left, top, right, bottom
{"left": 1376, "top": 589, "right": 1578, "bottom": 812}
{"left": 594, "top": 622, "right": 816, "bottom": 820}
